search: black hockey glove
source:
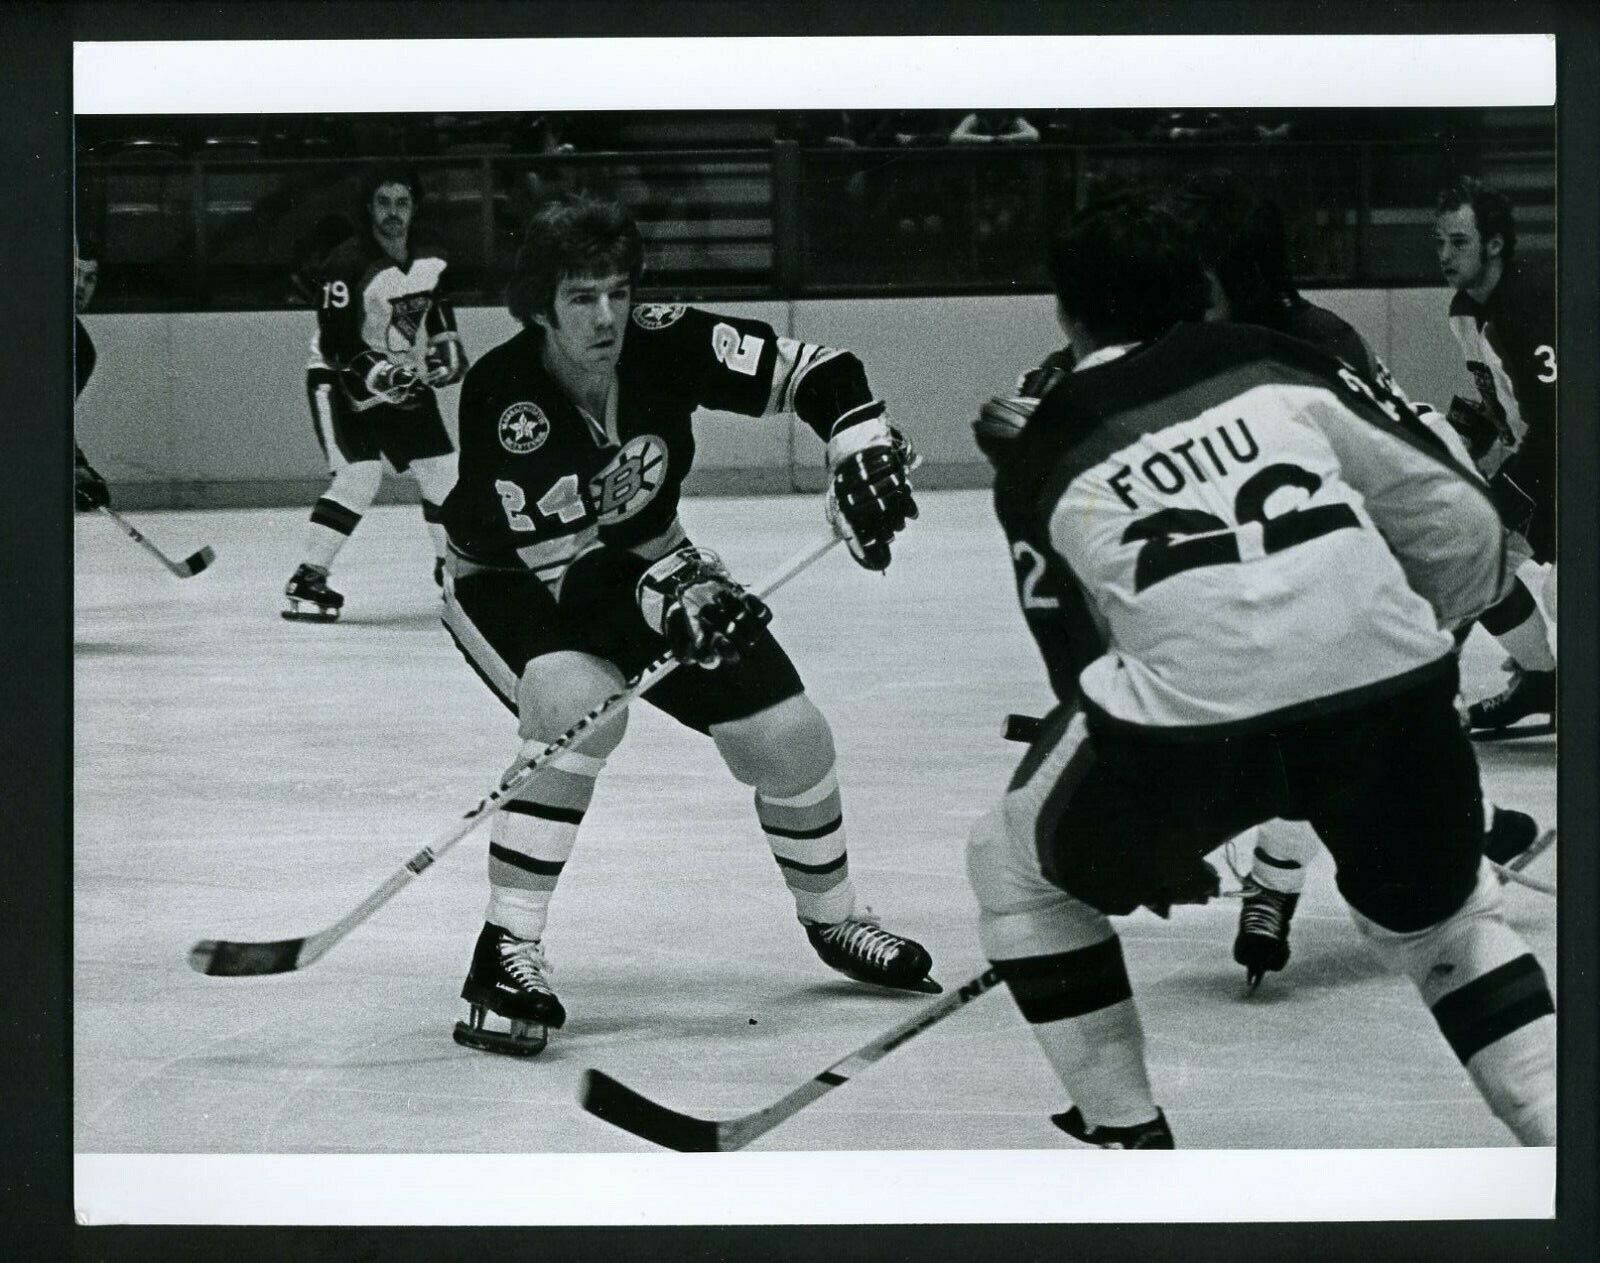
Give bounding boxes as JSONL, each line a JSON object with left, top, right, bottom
{"left": 75, "top": 450, "right": 110, "bottom": 510}
{"left": 637, "top": 547, "right": 772, "bottom": 669}
{"left": 1445, "top": 395, "right": 1504, "bottom": 464}
{"left": 826, "top": 415, "right": 919, "bottom": 572}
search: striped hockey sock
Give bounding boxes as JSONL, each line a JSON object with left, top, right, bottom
{"left": 1430, "top": 951, "right": 1556, "bottom": 1145}
{"left": 1248, "top": 824, "right": 1312, "bottom": 897}
{"left": 994, "top": 936, "right": 1159, "bottom": 1129}
{"left": 755, "top": 769, "right": 856, "bottom": 925}
{"left": 485, "top": 749, "right": 606, "bottom": 941}
{"left": 304, "top": 496, "right": 363, "bottom": 572}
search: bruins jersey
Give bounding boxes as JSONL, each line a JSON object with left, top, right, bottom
{"left": 992, "top": 322, "right": 1506, "bottom": 735}
{"left": 440, "top": 302, "right": 879, "bottom": 587}
{"left": 310, "top": 232, "right": 458, "bottom": 407}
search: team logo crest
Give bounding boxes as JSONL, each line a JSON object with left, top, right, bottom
{"left": 589, "top": 434, "right": 669, "bottom": 523}
{"left": 387, "top": 292, "right": 434, "bottom": 348}
{"left": 631, "top": 304, "right": 686, "bottom": 331}
{"left": 498, "top": 402, "right": 550, "bottom": 454}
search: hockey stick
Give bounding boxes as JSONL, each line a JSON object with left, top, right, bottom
{"left": 96, "top": 505, "right": 215, "bottom": 578}
{"left": 189, "top": 531, "right": 844, "bottom": 978}
{"left": 581, "top": 967, "right": 1002, "bottom": 1151}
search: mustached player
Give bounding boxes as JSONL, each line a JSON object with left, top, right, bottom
{"left": 967, "top": 196, "right": 1554, "bottom": 1148}
{"left": 284, "top": 166, "right": 466, "bottom": 621}
{"left": 1434, "top": 177, "right": 1557, "bottom": 735}
{"left": 437, "top": 193, "right": 934, "bottom": 1055}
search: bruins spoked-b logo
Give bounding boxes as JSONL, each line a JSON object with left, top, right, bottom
{"left": 498, "top": 402, "right": 550, "bottom": 454}
{"left": 589, "top": 434, "right": 668, "bottom": 523}
{"left": 631, "top": 303, "right": 686, "bottom": 331}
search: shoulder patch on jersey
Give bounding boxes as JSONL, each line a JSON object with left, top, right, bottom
{"left": 498, "top": 402, "right": 551, "bottom": 454}
{"left": 631, "top": 303, "right": 687, "bottom": 330}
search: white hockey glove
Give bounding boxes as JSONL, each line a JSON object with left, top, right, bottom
{"left": 825, "top": 414, "right": 919, "bottom": 572}
{"left": 424, "top": 333, "right": 468, "bottom": 387}
{"left": 637, "top": 547, "right": 772, "bottom": 669}
{"left": 364, "top": 356, "right": 428, "bottom": 408}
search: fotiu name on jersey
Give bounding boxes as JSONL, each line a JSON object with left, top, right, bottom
{"left": 1105, "top": 417, "right": 1260, "bottom": 510}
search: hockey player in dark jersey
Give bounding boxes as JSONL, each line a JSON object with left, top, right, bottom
{"left": 73, "top": 238, "right": 111, "bottom": 511}
{"left": 1435, "top": 178, "right": 1557, "bottom": 735}
{"left": 966, "top": 196, "right": 1554, "bottom": 1147}
{"left": 282, "top": 167, "right": 466, "bottom": 621}
{"left": 437, "top": 193, "right": 934, "bottom": 1055}
{"left": 1161, "top": 171, "right": 1549, "bottom": 986}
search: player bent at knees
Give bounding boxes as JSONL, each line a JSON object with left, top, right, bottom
{"left": 965, "top": 733, "right": 1555, "bottom": 1147}
{"left": 459, "top": 650, "right": 937, "bottom": 1053}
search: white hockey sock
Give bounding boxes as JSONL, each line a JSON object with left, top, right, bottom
{"left": 755, "top": 768, "right": 856, "bottom": 925}
{"left": 994, "top": 936, "right": 1158, "bottom": 1129}
{"left": 485, "top": 748, "right": 606, "bottom": 941}
{"left": 1246, "top": 822, "right": 1314, "bottom": 896}
{"left": 1493, "top": 608, "right": 1556, "bottom": 672}
{"left": 1352, "top": 864, "right": 1556, "bottom": 1146}
{"left": 303, "top": 501, "right": 362, "bottom": 572}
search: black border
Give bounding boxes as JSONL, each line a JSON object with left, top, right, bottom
{"left": 6, "top": 2, "right": 1596, "bottom": 1259}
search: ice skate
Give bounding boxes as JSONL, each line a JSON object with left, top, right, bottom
{"left": 1052, "top": 1106, "right": 1175, "bottom": 1149}
{"left": 282, "top": 563, "right": 345, "bottom": 623}
{"left": 1233, "top": 878, "right": 1298, "bottom": 989}
{"left": 452, "top": 923, "right": 566, "bottom": 1057}
{"left": 804, "top": 909, "right": 940, "bottom": 994}
{"left": 1468, "top": 666, "right": 1555, "bottom": 740}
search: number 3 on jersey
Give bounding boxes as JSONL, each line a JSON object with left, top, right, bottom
{"left": 495, "top": 474, "right": 586, "bottom": 533}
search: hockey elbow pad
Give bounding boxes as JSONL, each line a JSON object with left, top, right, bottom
{"left": 826, "top": 412, "right": 920, "bottom": 572}
{"left": 637, "top": 547, "right": 772, "bottom": 668}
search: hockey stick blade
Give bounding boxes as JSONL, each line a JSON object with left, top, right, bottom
{"left": 188, "top": 533, "right": 843, "bottom": 979}
{"left": 177, "top": 545, "right": 217, "bottom": 577}
{"left": 580, "top": 967, "right": 1002, "bottom": 1151}
{"left": 190, "top": 937, "right": 304, "bottom": 977}
{"left": 97, "top": 506, "right": 216, "bottom": 579}
{"left": 1470, "top": 722, "right": 1555, "bottom": 743}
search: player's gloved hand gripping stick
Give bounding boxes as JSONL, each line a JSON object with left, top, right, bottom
{"left": 189, "top": 531, "right": 843, "bottom": 978}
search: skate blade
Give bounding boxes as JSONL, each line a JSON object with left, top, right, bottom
{"left": 452, "top": 1018, "right": 549, "bottom": 1057}
{"left": 282, "top": 607, "right": 341, "bottom": 623}
{"left": 1470, "top": 721, "right": 1555, "bottom": 743}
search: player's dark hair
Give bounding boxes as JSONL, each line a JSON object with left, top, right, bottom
{"left": 507, "top": 192, "right": 646, "bottom": 329}
{"left": 1048, "top": 193, "right": 1208, "bottom": 345}
{"left": 358, "top": 164, "right": 425, "bottom": 224}
{"left": 1171, "top": 168, "right": 1300, "bottom": 327}
{"left": 1437, "top": 177, "right": 1517, "bottom": 262}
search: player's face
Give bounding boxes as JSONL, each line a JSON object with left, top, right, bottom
{"left": 1434, "top": 205, "right": 1495, "bottom": 292}
{"left": 537, "top": 271, "right": 632, "bottom": 377}
{"left": 370, "top": 183, "right": 414, "bottom": 246}
{"left": 74, "top": 255, "right": 98, "bottom": 313}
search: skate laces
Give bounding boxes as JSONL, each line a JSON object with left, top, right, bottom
{"left": 1239, "top": 882, "right": 1291, "bottom": 939}
{"left": 498, "top": 937, "right": 556, "bottom": 994}
{"left": 819, "top": 912, "right": 903, "bottom": 969}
